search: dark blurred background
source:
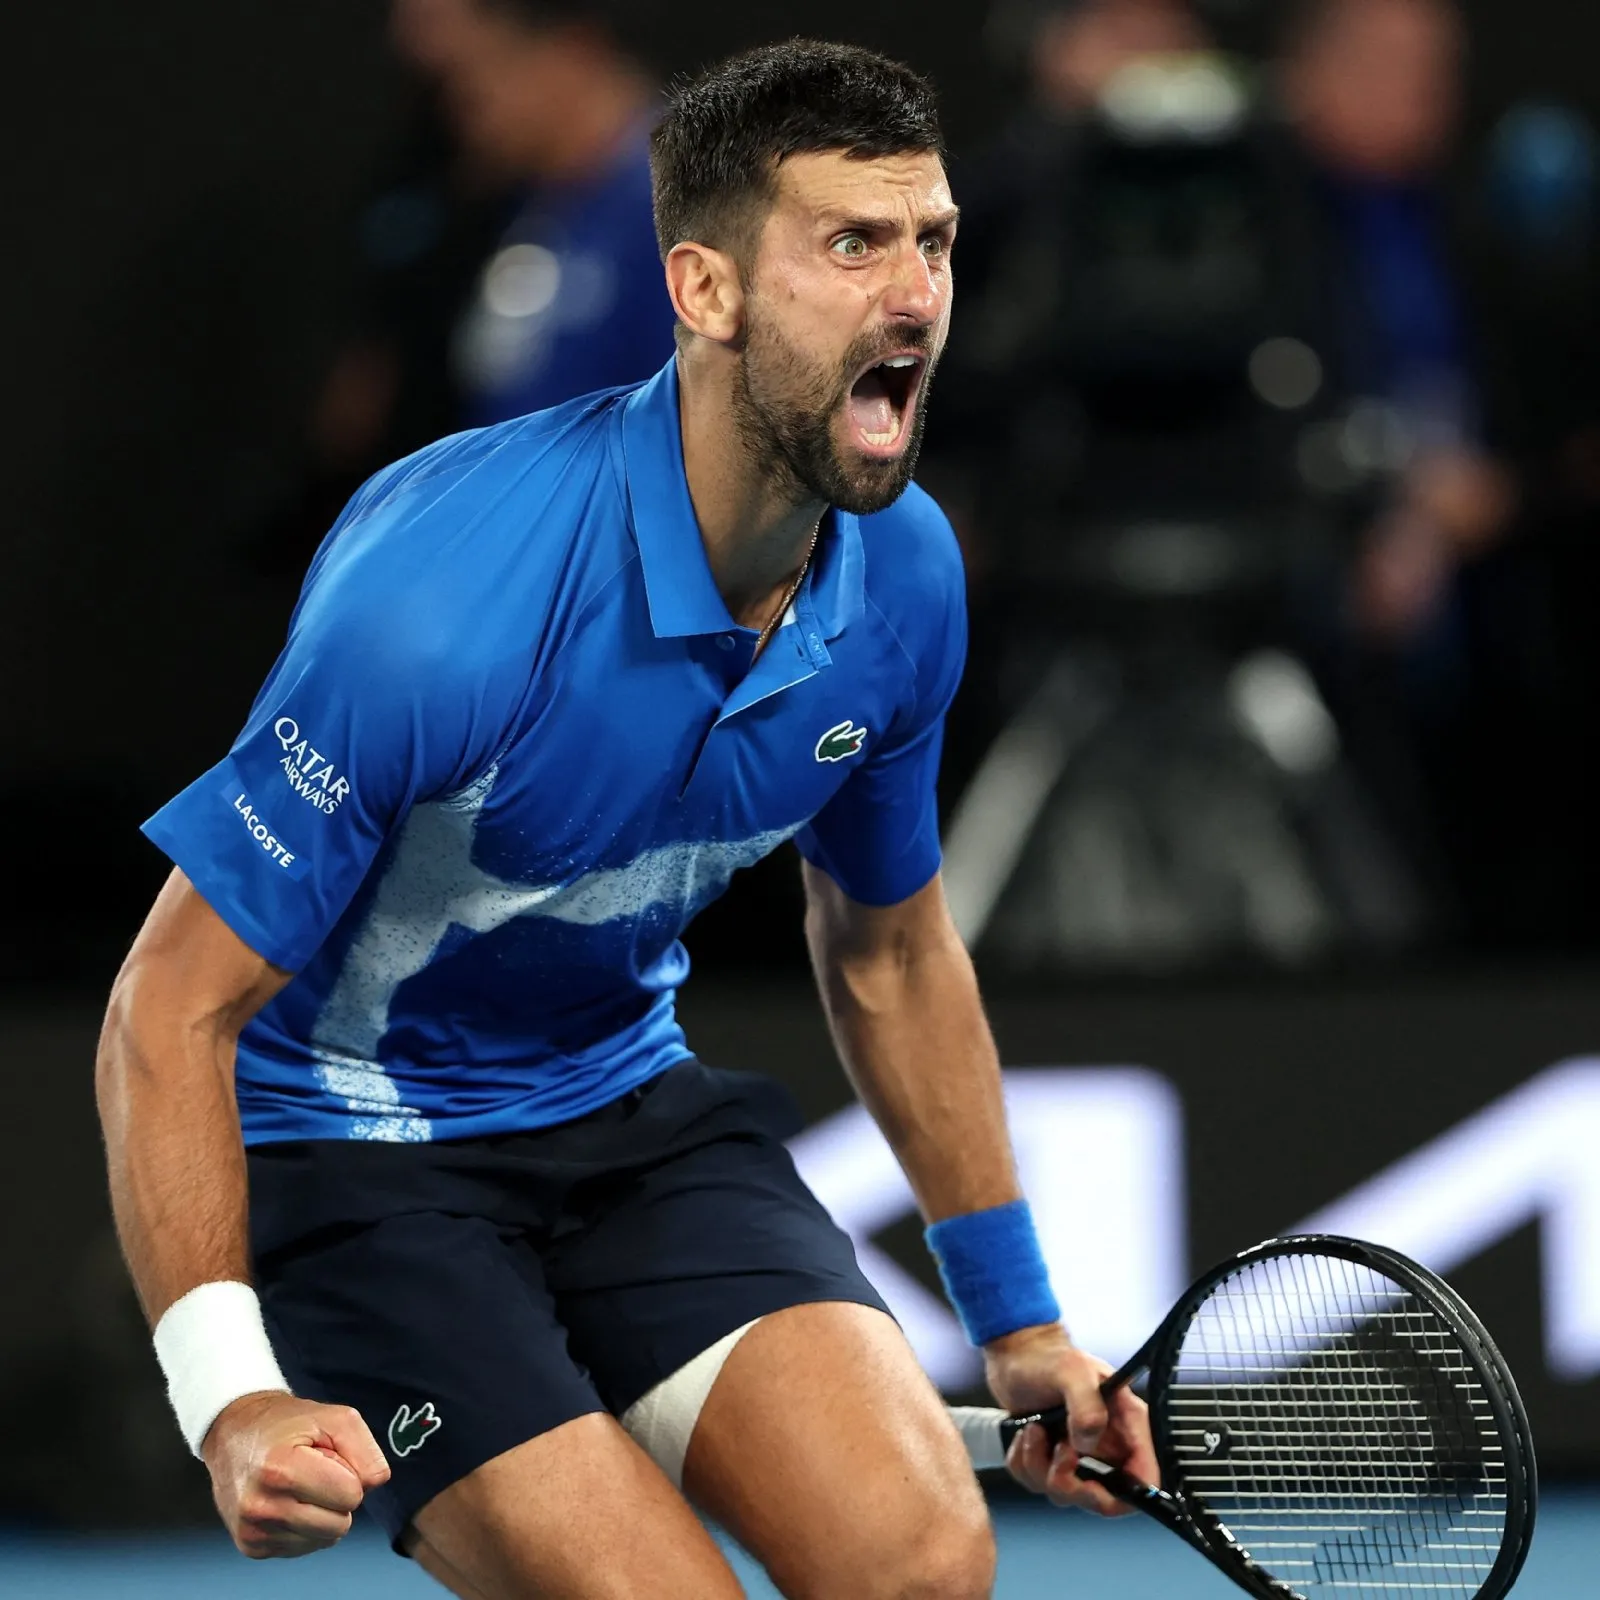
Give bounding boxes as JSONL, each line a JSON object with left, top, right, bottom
{"left": 10, "top": 0, "right": 1600, "bottom": 980}
{"left": 7, "top": 0, "right": 1600, "bottom": 1580}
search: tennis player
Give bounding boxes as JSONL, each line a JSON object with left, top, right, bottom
{"left": 97, "top": 39, "right": 1155, "bottom": 1599}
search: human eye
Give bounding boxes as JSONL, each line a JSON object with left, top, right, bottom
{"left": 920, "top": 233, "right": 950, "bottom": 260}
{"left": 830, "top": 234, "right": 871, "bottom": 260}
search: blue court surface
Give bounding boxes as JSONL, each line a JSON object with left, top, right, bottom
{"left": 2, "top": 1492, "right": 1596, "bottom": 1598}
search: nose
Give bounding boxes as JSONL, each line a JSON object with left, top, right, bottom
{"left": 882, "top": 243, "right": 945, "bottom": 327}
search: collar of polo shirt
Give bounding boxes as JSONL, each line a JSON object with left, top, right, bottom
{"left": 619, "top": 360, "right": 867, "bottom": 645}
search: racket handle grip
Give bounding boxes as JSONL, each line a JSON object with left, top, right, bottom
{"left": 947, "top": 1406, "right": 1011, "bottom": 1470}
{"left": 995, "top": 1403, "right": 1068, "bottom": 1453}
{"left": 1073, "top": 1455, "right": 1161, "bottom": 1507}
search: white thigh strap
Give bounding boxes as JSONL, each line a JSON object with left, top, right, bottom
{"left": 619, "top": 1317, "right": 763, "bottom": 1489}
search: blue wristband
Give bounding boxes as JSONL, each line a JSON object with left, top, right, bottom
{"left": 924, "top": 1200, "right": 1062, "bottom": 1347}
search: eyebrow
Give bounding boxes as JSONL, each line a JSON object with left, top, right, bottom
{"left": 821, "top": 206, "right": 962, "bottom": 235}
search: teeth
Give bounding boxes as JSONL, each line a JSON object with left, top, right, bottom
{"left": 880, "top": 356, "right": 918, "bottom": 369}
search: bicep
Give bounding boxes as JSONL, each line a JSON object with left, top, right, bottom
{"left": 119, "top": 869, "right": 293, "bottom": 1036}
{"left": 803, "top": 861, "right": 958, "bottom": 971}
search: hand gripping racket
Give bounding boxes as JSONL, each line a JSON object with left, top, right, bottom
{"left": 950, "top": 1235, "right": 1537, "bottom": 1600}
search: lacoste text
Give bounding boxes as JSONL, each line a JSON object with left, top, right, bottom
{"left": 233, "top": 794, "right": 297, "bottom": 870}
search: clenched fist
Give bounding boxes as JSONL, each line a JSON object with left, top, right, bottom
{"left": 201, "top": 1391, "right": 390, "bottom": 1558}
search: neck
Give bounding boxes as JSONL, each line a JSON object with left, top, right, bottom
{"left": 676, "top": 346, "right": 826, "bottom": 629}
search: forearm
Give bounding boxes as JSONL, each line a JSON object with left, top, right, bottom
{"left": 96, "top": 958, "right": 254, "bottom": 1325}
{"left": 808, "top": 905, "right": 1018, "bottom": 1223}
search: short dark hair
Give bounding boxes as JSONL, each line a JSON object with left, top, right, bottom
{"left": 649, "top": 40, "right": 945, "bottom": 265}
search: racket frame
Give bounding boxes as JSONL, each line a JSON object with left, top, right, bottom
{"left": 997, "top": 1233, "right": 1538, "bottom": 1600}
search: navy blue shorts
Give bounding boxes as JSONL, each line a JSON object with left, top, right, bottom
{"left": 247, "top": 1060, "right": 887, "bottom": 1546}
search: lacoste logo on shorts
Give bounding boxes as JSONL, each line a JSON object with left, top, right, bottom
{"left": 388, "top": 1400, "right": 443, "bottom": 1457}
{"left": 815, "top": 719, "right": 868, "bottom": 763}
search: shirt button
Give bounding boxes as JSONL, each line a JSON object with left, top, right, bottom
{"left": 718, "top": 635, "right": 736, "bottom": 651}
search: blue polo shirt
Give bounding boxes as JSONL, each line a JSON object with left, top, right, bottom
{"left": 143, "top": 359, "right": 966, "bottom": 1145}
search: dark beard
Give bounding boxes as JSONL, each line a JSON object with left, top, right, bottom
{"left": 730, "top": 316, "right": 936, "bottom": 516}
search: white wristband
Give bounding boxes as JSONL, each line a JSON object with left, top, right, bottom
{"left": 153, "top": 1281, "right": 291, "bottom": 1457}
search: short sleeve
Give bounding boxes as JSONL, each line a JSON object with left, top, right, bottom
{"left": 142, "top": 499, "right": 505, "bottom": 971}
{"left": 795, "top": 529, "right": 968, "bottom": 908}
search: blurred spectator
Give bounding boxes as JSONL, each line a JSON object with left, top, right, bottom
{"left": 1273, "top": 0, "right": 1536, "bottom": 935}
{"left": 1280, "top": 0, "right": 1515, "bottom": 648}
{"left": 394, "top": 0, "right": 672, "bottom": 425}
{"left": 265, "top": 0, "right": 671, "bottom": 586}
{"left": 308, "top": 0, "right": 671, "bottom": 489}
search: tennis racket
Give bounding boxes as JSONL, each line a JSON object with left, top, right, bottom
{"left": 950, "top": 1234, "right": 1537, "bottom": 1600}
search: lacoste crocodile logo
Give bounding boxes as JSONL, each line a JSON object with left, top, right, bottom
{"left": 815, "top": 720, "right": 868, "bottom": 763}
{"left": 388, "top": 1401, "right": 442, "bottom": 1457}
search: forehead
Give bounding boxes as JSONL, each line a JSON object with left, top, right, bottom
{"left": 769, "top": 149, "right": 953, "bottom": 226}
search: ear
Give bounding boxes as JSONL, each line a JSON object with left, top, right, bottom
{"left": 665, "top": 241, "right": 745, "bottom": 348}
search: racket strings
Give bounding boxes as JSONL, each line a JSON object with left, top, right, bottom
{"left": 1165, "top": 1253, "right": 1507, "bottom": 1598}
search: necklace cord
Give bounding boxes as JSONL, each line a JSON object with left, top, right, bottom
{"left": 752, "top": 522, "right": 821, "bottom": 660}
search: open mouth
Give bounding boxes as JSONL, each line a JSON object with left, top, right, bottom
{"left": 846, "top": 352, "right": 926, "bottom": 458}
